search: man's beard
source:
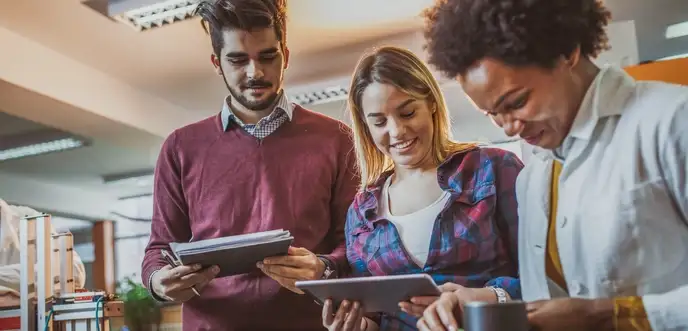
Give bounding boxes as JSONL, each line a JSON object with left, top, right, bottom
{"left": 225, "top": 78, "right": 280, "bottom": 111}
{"left": 228, "top": 86, "right": 279, "bottom": 111}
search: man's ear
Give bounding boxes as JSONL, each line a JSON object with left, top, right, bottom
{"left": 565, "top": 47, "right": 582, "bottom": 69}
{"left": 283, "top": 47, "right": 290, "bottom": 69}
{"left": 211, "top": 54, "right": 222, "bottom": 76}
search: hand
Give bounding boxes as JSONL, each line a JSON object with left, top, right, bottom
{"left": 527, "top": 298, "right": 614, "bottom": 331}
{"left": 400, "top": 283, "right": 463, "bottom": 317}
{"left": 151, "top": 264, "right": 220, "bottom": 302}
{"left": 417, "top": 286, "right": 501, "bottom": 331}
{"left": 322, "top": 299, "right": 375, "bottom": 331}
{"left": 258, "top": 246, "right": 325, "bottom": 294}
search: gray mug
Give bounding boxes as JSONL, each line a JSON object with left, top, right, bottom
{"left": 462, "top": 301, "right": 529, "bottom": 331}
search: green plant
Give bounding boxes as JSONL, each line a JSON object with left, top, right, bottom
{"left": 117, "top": 277, "right": 161, "bottom": 331}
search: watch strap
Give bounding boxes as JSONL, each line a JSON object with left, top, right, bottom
{"left": 489, "top": 286, "right": 508, "bottom": 303}
{"left": 317, "top": 255, "right": 336, "bottom": 279}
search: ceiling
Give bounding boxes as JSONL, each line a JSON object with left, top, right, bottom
{"left": 0, "top": 0, "right": 433, "bottom": 112}
{"left": 0, "top": 0, "right": 685, "bottom": 221}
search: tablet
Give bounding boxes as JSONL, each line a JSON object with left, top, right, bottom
{"left": 295, "top": 274, "right": 441, "bottom": 313}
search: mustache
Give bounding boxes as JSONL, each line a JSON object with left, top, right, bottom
{"left": 242, "top": 80, "right": 272, "bottom": 89}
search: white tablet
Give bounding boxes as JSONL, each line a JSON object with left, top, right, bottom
{"left": 295, "top": 274, "right": 441, "bottom": 313}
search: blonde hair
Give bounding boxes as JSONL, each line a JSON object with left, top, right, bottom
{"left": 349, "top": 46, "right": 478, "bottom": 189}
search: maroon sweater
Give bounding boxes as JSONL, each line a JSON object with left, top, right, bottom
{"left": 141, "top": 105, "right": 358, "bottom": 331}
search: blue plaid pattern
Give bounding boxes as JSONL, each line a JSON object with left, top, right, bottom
{"left": 228, "top": 108, "right": 288, "bottom": 139}
{"left": 221, "top": 93, "right": 294, "bottom": 139}
{"left": 346, "top": 147, "right": 524, "bottom": 330}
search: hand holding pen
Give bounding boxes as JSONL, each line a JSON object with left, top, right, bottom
{"left": 150, "top": 249, "right": 221, "bottom": 302}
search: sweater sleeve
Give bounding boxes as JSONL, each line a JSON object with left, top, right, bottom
{"left": 141, "top": 132, "right": 193, "bottom": 293}
{"left": 320, "top": 127, "right": 359, "bottom": 277}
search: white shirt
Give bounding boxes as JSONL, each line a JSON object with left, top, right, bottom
{"left": 380, "top": 176, "right": 451, "bottom": 267}
{"left": 517, "top": 65, "right": 688, "bottom": 330}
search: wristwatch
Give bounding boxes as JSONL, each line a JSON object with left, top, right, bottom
{"left": 489, "top": 286, "right": 508, "bottom": 303}
{"left": 317, "top": 256, "right": 336, "bottom": 279}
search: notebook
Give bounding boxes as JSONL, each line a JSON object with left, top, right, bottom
{"left": 169, "top": 229, "right": 294, "bottom": 278}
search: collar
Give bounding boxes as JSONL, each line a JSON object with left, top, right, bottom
{"left": 567, "top": 65, "right": 636, "bottom": 140}
{"left": 356, "top": 147, "right": 482, "bottom": 225}
{"left": 534, "top": 65, "right": 636, "bottom": 161}
{"left": 220, "top": 91, "right": 294, "bottom": 131}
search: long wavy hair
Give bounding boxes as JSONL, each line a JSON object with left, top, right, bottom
{"left": 349, "top": 46, "right": 478, "bottom": 188}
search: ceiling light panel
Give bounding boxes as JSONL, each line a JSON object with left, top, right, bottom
{"left": 666, "top": 21, "right": 688, "bottom": 39}
{"left": 83, "top": 0, "right": 201, "bottom": 31}
{"left": 0, "top": 138, "right": 85, "bottom": 162}
{"left": 114, "top": 0, "right": 201, "bottom": 31}
{"left": 292, "top": 86, "right": 349, "bottom": 106}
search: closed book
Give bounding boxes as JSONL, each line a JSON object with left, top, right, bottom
{"left": 170, "top": 229, "right": 293, "bottom": 278}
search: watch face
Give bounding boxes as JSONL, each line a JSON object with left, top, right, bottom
{"left": 322, "top": 268, "right": 333, "bottom": 279}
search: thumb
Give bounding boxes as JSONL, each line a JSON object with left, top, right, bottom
{"left": 439, "top": 283, "right": 464, "bottom": 292}
{"left": 526, "top": 300, "right": 545, "bottom": 313}
{"left": 288, "top": 246, "right": 310, "bottom": 256}
{"left": 410, "top": 296, "right": 438, "bottom": 306}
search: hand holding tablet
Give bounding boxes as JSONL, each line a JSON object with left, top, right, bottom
{"left": 295, "top": 274, "right": 441, "bottom": 314}
{"left": 399, "top": 282, "right": 465, "bottom": 317}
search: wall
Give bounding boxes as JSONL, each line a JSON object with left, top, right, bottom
{"left": 625, "top": 58, "right": 688, "bottom": 84}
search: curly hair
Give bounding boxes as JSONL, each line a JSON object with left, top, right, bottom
{"left": 422, "top": 0, "right": 612, "bottom": 78}
{"left": 195, "top": 0, "right": 287, "bottom": 55}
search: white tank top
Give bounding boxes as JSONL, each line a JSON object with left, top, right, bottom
{"left": 380, "top": 176, "right": 451, "bottom": 267}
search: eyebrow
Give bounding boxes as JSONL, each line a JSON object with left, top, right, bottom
{"left": 366, "top": 98, "right": 416, "bottom": 118}
{"left": 395, "top": 98, "right": 415, "bottom": 110}
{"left": 225, "top": 47, "right": 279, "bottom": 58}
{"left": 492, "top": 88, "right": 521, "bottom": 110}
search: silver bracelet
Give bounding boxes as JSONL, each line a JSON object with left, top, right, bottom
{"left": 488, "top": 286, "right": 508, "bottom": 303}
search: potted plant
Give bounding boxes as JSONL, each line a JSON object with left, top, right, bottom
{"left": 117, "top": 276, "right": 162, "bottom": 331}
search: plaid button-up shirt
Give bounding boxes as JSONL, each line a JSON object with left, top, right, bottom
{"left": 221, "top": 93, "right": 294, "bottom": 138}
{"left": 345, "top": 147, "right": 523, "bottom": 330}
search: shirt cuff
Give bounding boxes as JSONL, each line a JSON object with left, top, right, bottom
{"left": 147, "top": 268, "right": 169, "bottom": 302}
{"left": 484, "top": 276, "right": 521, "bottom": 300}
{"left": 614, "top": 296, "right": 653, "bottom": 331}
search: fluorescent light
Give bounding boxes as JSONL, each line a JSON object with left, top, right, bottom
{"left": 84, "top": 0, "right": 201, "bottom": 31}
{"left": 102, "top": 170, "right": 154, "bottom": 187}
{"left": 114, "top": 0, "right": 200, "bottom": 31}
{"left": 292, "top": 86, "right": 349, "bottom": 106}
{"left": 0, "top": 138, "right": 85, "bottom": 161}
{"left": 666, "top": 21, "right": 688, "bottom": 39}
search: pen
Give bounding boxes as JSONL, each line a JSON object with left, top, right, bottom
{"left": 161, "top": 249, "right": 201, "bottom": 297}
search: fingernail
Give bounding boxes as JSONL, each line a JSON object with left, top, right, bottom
{"left": 448, "top": 327, "right": 457, "bottom": 331}
{"left": 256, "top": 262, "right": 263, "bottom": 268}
{"left": 193, "top": 264, "right": 202, "bottom": 270}
{"left": 212, "top": 266, "right": 220, "bottom": 273}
